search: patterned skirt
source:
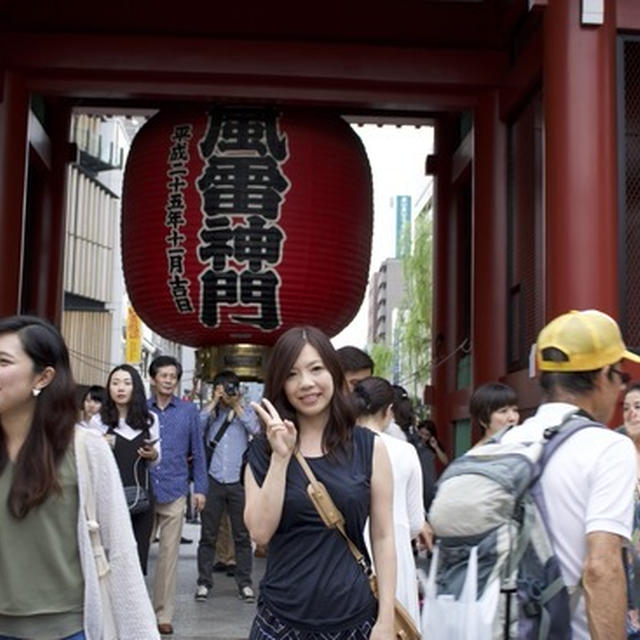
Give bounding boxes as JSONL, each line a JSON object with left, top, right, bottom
{"left": 249, "top": 603, "right": 376, "bottom": 640}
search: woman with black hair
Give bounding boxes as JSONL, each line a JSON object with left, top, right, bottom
{"left": 245, "top": 326, "right": 396, "bottom": 640}
{"left": 78, "top": 385, "right": 105, "bottom": 428}
{"left": 352, "top": 376, "right": 427, "bottom": 630}
{"left": 0, "top": 315, "right": 158, "bottom": 639}
{"left": 469, "top": 381, "right": 519, "bottom": 446}
{"left": 90, "top": 363, "right": 161, "bottom": 574}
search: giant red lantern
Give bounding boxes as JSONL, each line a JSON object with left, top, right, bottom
{"left": 122, "top": 106, "right": 373, "bottom": 361}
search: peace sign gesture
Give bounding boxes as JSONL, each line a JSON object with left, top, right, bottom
{"left": 251, "top": 398, "right": 297, "bottom": 460}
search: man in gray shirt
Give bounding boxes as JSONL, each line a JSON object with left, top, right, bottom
{"left": 195, "top": 370, "right": 260, "bottom": 603}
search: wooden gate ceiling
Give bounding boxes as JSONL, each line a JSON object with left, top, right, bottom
{"left": 0, "top": 0, "right": 531, "bottom": 113}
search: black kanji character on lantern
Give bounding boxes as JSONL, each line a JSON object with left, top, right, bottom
{"left": 168, "top": 273, "right": 194, "bottom": 313}
{"left": 169, "top": 142, "right": 189, "bottom": 163}
{"left": 199, "top": 107, "right": 287, "bottom": 160}
{"left": 167, "top": 174, "right": 188, "bottom": 193}
{"left": 230, "top": 270, "right": 281, "bottom": 330}
{"left": 199, "top": 216, "right": 284, "bottom": 273}
{"left": 166, "top": 228, "right": 186, "bottom": 248}
{"left": 200, "top": 270, "right": 238, "bottom": 327}
{"left": 198, "top": 218, "right": 234, "bottom": 272}
{"left": 172, "top": 125, "right": 192, "bottom": 142}
{"left": 233, "top": 216, "right": 284, "bottom": 272}
{"left": 197, "top": 156, "right": 290, "bottom": 219}
{"left": 167, "top": 248, "right": 186, "bottom": 273}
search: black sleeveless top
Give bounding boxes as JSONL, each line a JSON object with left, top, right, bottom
{"left": 110, "top": 426, "right": 150, "bottom": 492}
{"left": 247, "top": 426, "right": 377, "bottom": 632}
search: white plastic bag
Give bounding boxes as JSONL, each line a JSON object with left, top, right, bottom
{"left": 421, "top": 544, "right": 499, "bottom": 640}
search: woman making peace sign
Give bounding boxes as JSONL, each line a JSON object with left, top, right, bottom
{"left": 244, "top": 326, "right": 396, "bottom": 640}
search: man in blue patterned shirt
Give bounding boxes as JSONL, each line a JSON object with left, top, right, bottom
{"left": 148, "top": 355, "right": 208, "bottom": 636}
{"left": 195, "top": 370, "right": 260, "bottom": 604}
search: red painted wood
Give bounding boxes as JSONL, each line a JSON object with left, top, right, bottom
{"left": 472, "top": 90, "right": 507, "bottom": 385}
{"left": 544, "top": 0, "right": 619, "bottom": 319}
{"left": 0, "top": 71, "right": 28, "bottom": 316}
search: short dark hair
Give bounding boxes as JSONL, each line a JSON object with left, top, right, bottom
{"left": 336, "top": 346, "right": 374, "bottom": 374}
{"left": 351, "top": 376, "right": 394, "bottom": 417}
{"left": 84, "top": 385, "right": 106, "bottom": 404}
{"left": 469, "top": 382, "right": 518, "bottom": 429}
{"left": 213, "top": 370, "right": 240, "bottom": 387}
{"left": 149, "top": 354, "right": 182, "bottom": 380}
{"left": 538, "top": 347, "right": 602, "bottom": 396}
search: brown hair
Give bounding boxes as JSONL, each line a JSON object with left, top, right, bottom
{"left": 0, "top": 316, "right": 77, "bottom": 519}
{"left": 263, "top": 326, "right": 355, "bottom": 457}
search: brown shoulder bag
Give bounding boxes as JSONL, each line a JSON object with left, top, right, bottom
{"left": 294, "top": 451, "right": 421, "bottom": 640}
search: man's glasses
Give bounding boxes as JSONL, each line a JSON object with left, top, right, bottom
{"left": 610, "top": 366, "right": 631, "bottom": 385}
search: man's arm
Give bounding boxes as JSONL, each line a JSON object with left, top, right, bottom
{"left": 189, "top": 405, "right": 209, "bottom": 509}
{"left": 583, "top": 531, "right": 627, "bottom": 639}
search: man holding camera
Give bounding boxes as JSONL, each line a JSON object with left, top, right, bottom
{"left": 195, "top": 370, "right": 260, "bottom": 603}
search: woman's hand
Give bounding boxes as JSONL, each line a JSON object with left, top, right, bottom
{"left": 369, "top": 619, "right": 394, "bottom": 640}
{"left": 137, "top": 445, "right": 158, "bottom": 460}
{"left": 251, "top": 398, "right": 297, "bottom": 460}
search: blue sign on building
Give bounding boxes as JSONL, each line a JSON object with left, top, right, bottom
{"left": 395, "top": 195, "right": 411, "bottom": 258}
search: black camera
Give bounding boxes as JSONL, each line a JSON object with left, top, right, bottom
{"left": 223, "top": 381, "right": 240, "bottom": 396}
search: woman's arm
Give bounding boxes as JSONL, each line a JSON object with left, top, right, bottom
{"left": 244, "top": 453, "right": 291, "bottom": 546}
{"left": 244, "top": 399, "right": 297, "bottom": 546}
{"left": 369, "top": 437, "right": 396, "bottom": 640}
{"left": 406, "top": 446, "right": 425, "bottom": 538}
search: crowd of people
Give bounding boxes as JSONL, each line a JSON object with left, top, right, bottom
{"left": 1, "top": 308, "right": 640, "bottom": 639}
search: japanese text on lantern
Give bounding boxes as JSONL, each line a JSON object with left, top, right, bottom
{"left": 196, "top": 107, "right": 290, "bottom": 331}
{"left": 165, "top": 124, "right": 195, "bottom": 313}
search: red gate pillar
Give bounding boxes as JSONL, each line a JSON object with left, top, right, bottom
{"left": 472, "top": 90, "right": 506, "bottom": 385}
{"left": 0, "top": 71, "right": 29, "bottom": 316}
{"left": 544, "top": 0, "right": 618, "bottom": 319}
{"left": 20, "top": 101, "right": 71, "bottom": 325}
{"left": 431, "top": 116, "right": 454, "bottom": 449}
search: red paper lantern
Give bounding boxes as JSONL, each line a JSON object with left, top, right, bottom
{"left": 122, "top": 107, "right": 372, "bottom": 347}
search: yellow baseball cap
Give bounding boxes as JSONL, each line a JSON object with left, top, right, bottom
{"left": 536, "top": 309, "right": 640, "bottom": 372}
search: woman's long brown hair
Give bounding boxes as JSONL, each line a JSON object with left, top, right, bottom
{"left": 0, "top": 316, "right": 77, "bottom": 519}
{"left": 263, "top": 326, "right": 355, "bottom": 458}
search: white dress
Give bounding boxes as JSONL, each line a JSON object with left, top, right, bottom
{"left": 366, "top": 432, "right": 425, "bottom": 628}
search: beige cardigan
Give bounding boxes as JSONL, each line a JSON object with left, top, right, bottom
{"left": 75, "top": 427, "right": 160, "bottom": 640}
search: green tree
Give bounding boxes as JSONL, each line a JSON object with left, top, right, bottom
{"left": 398, "top": 205, "right": 433, "bottom": 397}
{"left": 370, "top": 341, "right": 394, "bottom": 379}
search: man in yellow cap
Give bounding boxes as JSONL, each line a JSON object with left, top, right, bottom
{"left": 501, "top": 309, "right": 638, "bottom": 640}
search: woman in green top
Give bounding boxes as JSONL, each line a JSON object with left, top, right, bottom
{"left": 0, "top": 315, "right": 158, "bottom": 640}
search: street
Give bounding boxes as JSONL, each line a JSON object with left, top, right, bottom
{"left": 146, "top": 523, "right": 265, "bottom": 640}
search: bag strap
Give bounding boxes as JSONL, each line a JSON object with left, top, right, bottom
{"left": 207, "top": 409, "right": 235, "bottom": 452}
{"left": 294, "top": 451, "right": 374, "bottom": 582}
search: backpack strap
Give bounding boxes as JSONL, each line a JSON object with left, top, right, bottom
{"left": 533, "top": 410, "right": 604, "bottom": 619}
{"left": 538, "top": 409, "right": 604, "bottom": 470}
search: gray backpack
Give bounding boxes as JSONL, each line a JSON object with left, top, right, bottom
{"left": 425, "top": 411, "right": 597, "bottom": 639}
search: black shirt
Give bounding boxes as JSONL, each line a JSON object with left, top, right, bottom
{"left": 247, "top": 426, "right": 378, "bottom": 631}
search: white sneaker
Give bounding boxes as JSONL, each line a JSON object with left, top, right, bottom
{"left": 239, "top": 585, "right": 255, "bottom": 602}
{"left": 195, "top": 584, "right": 209, "bottom": 601}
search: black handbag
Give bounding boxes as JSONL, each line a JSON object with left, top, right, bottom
{"left": 124, "top": 456, "right": 151, "bottom": 515}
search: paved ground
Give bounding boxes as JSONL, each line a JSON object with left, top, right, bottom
{"left": 146, "top": 523, "right": 266, "bottom": 640}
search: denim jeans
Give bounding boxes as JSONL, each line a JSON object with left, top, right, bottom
{"left": 0, "top": 632, "right": 85, "bottom": 640}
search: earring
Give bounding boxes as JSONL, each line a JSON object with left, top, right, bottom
{"left": 32, "top": 388, "right": 41, "bottom": 397}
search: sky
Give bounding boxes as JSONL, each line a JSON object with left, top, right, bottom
{"left": 331, "top": 123, "right": 434, "bottom": 350}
